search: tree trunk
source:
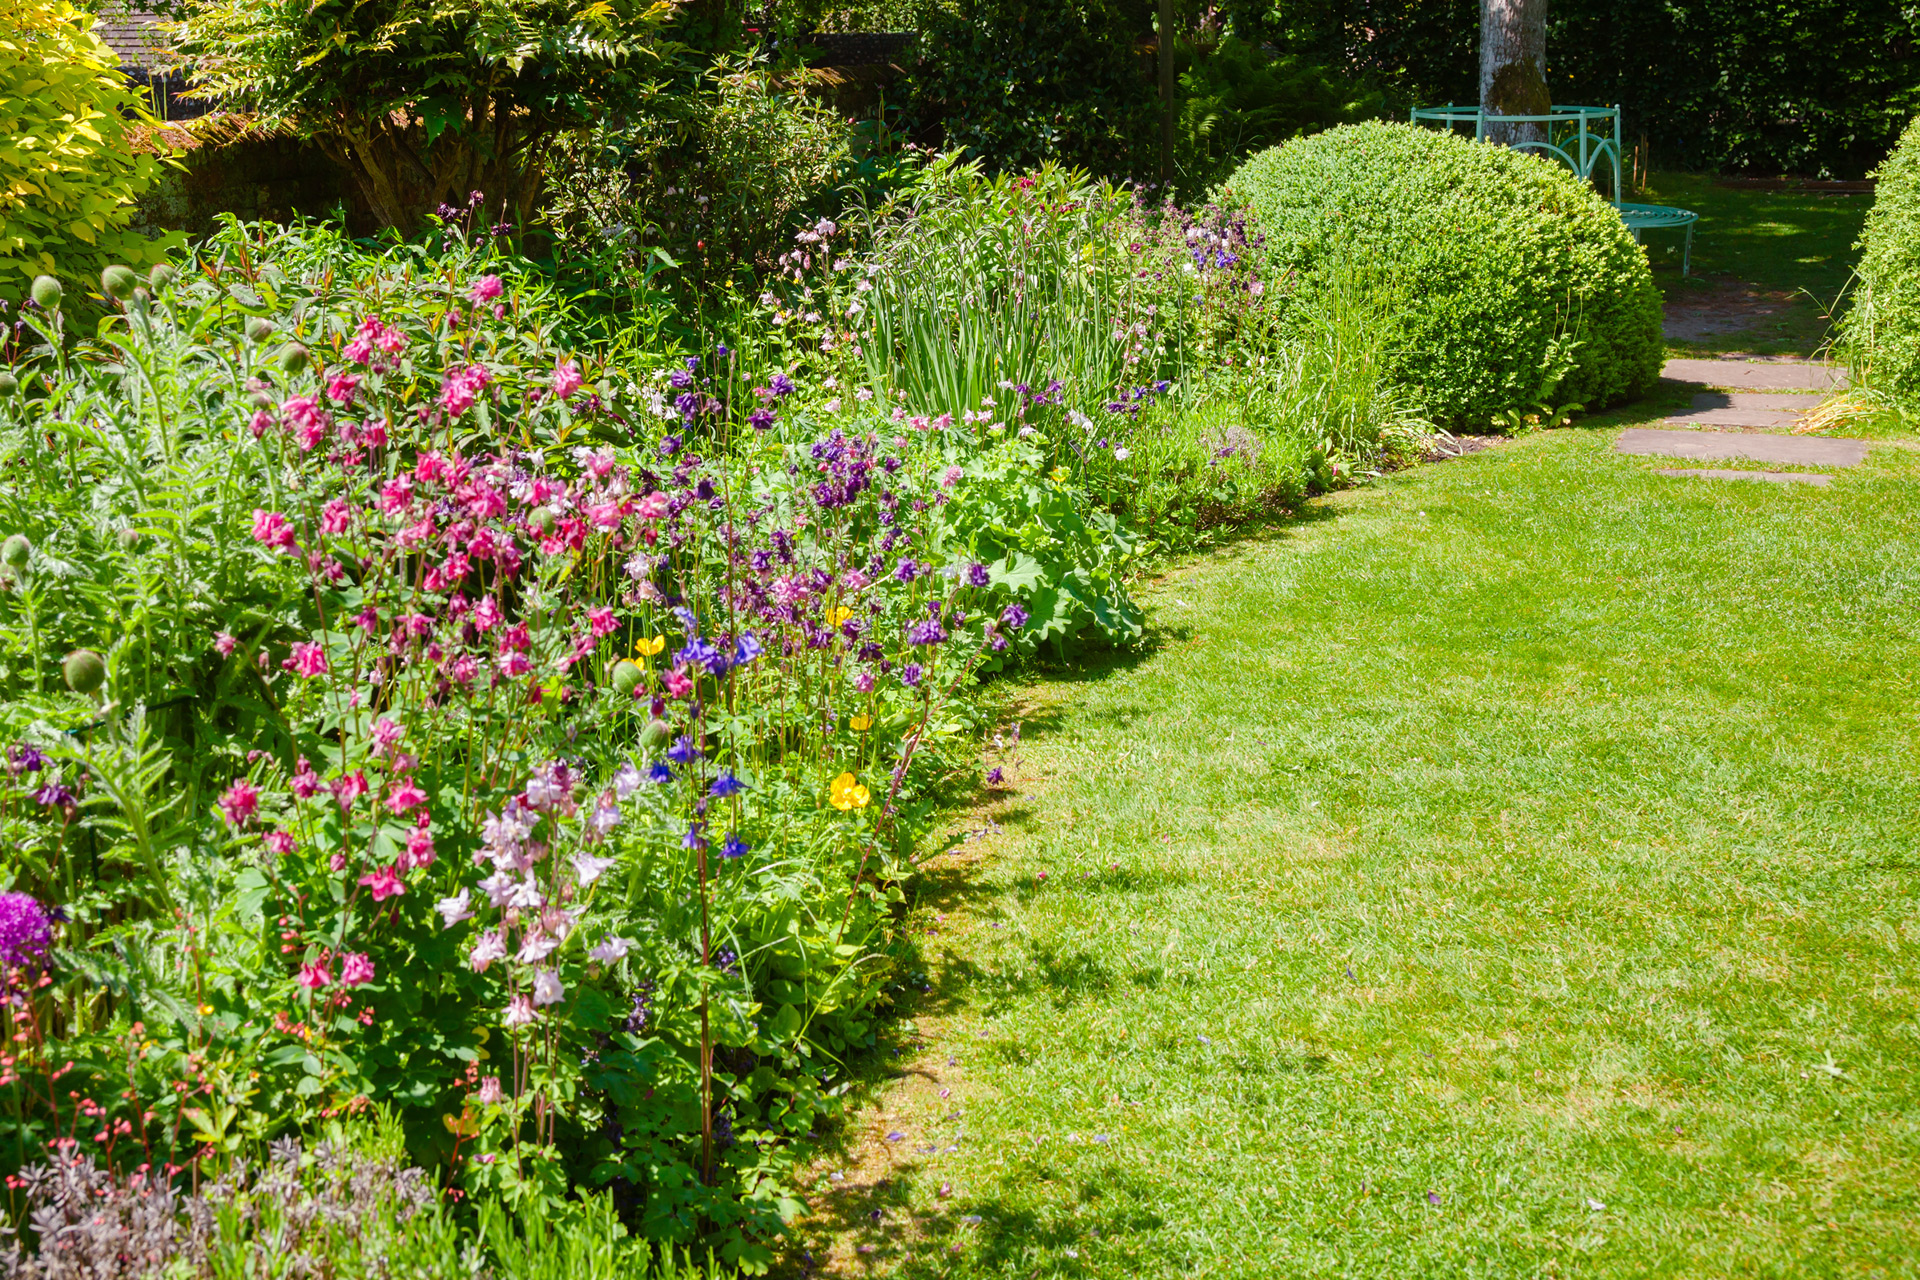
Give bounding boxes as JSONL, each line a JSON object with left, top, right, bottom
{"left": 1480, "top": 0, "right": 1549, "bottom": 148}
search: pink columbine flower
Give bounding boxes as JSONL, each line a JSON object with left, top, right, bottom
{"left": 436, "top": 887, "right": 471, "bottom": 928}
{"left": 264, "top": 830, "right": 296, "bottom": 856}
{"left": 502, "top": 993, "right": 537, "bottom": 1026}
{"left": 297, "top": 959, "right": 332, "bottom": 990}
{"left": 214, "top": 631, "right": 237, "bottom": 657}
{"left": 470, "top": 931, "right": 507, "bottom": 972}
{"left": 386, "top": 778, "right": 427, "bottom": 814}
{"left": 475, "top": 1076, "right": 504, "bottom": 1105}
{"left": 251, "top": 510, "right": 299, "bottom": 555}
{"left": 291, "top": 757, "right": 321, "bottom": 799}
{"left": 282, "top": 396, "right": 330, "bottom": 452}
{"left": 325, "top": 372, "right": 361, "bottom": 404}
{"left": 661, "top": 668, "right": 693, "bottom": 699}
{"left": 374, "top": 325, "right": 407, "bottom": 356}
{"left": 319, "top": 498, "right": 352, "bottom": 535}
{"left": 406, "top": 826, "right": 436, "bottom": 869}
{"left": 438, "top": 364, "right": 491, "bottom": 417}
{"left": 332, "top": 770, "right": 369, "bottom": 812}
{"left": 468, "top": 275, "right": 504, "bottom": 304}
{"left": 586, "top": 606, "right": 618, "bottom": 637}
{"left": 248, "top": 409, "right": 273, "bottom": 438}
{"left": 941, "top": 465, "right": 964, "bottom": 489}
{"left": 634, "top": 491, "right": 670, "bottom": 520}
{"left": 358, "top": 864, "right": 405, "bottom": 901}
{"left": 338, "top": 952, "right": 375, "bottom": 986}
{"left": 284, "top": 642, "right": 329, "bottom": 678}
{"left": 472, "top": 596, "right": 501, "bottom": 633}
{"left": 552, "top": 359, "right": 584, "bottom": 401}
{"left": 217, "top": 779, "right": 259, "bottom": 827}
{"left": 370, "top": 717, "right": 403, "bottom": 753}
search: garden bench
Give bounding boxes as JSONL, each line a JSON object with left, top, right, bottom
{"left": 1411, "top": 105, "right": 1698, "bottom": 275}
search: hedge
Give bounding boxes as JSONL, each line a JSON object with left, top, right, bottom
{"left": 1845, "top": 115, "right": 1920, "bottom": 405}
{"left": 1226, "top": 121, "right": 1663, "bottom": 430}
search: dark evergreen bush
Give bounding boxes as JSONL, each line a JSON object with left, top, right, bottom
{"left": 1227, "top": 121, "right": 1662, "bottom": 430}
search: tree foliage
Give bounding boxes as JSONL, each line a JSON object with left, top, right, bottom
{"left": 0, "top": 0, "right": 182, "bottom": 301}
{"left": 176, "top": 0, "right": 676, "bottom": 234}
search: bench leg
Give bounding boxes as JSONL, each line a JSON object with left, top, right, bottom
{"left": 1682, "top": 223, "right": 1694, "bottom": 276}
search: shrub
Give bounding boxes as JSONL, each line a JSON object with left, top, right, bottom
{"left": 0, "top": 0, "right": 183, "bottom": 301}
{"left": 905, "top": 0, "right": 1158, "bottom": 181}
{"left": 1225, "top": 121, "right": 1663, "bottom": 430}
{"left": 1843, "top": 114, "right": 1920, "bottom": 406}
{"left": 175, "top": 0, "right": 672, "bottom": 234}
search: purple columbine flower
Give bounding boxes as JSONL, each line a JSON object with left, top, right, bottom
{"left": 683, "top": 820, "right": 708, "bottom": 851}
{"left": 967, "top": 563, "right": 991, "bottom": 588}
{"left": 907, "top": 619, "right": 948, "bottom": 646}
{"left": 710, "top": 771, "right": 746, "bottom": 798}
{"left": 1001, "top": 604, "right": 1029, "bottom": 629}
{"left": 659, "top": 435, "right": 683, "bottom": 457}
{"left": 0, "top": 893, "right": 55, "bottom": 978}
{"left": 669, "top": 368, "right": 694, "bottom": 390}
{"left": 768, "top": 373, "right": 795, "bottom": 397}
{"left": 901, "top": 663, "right": 924, "bottom": 688}
{"left": 33, "top": 782, "right": 74, "bottom": 809}
{"left": 666, "top": 736, "right": 701, "bottom": 765}
{"left": 894, "top": 559, "right": 920, "bottom": 583}
{"left": 684, "top": 355, "right": 700, "bottom": 372}
{"left": 720, "top": 832, "right": 749, "bottom": 860}
{"left": 647, "top": 762, "right": 673, "bottom": 785}
{"left": 748, "top": 407, "right": 776, "bottom": 431}
{"left": 986, "top": 767, "right": 1004, "bottom": 785}
{"left": 676, "top": 638, "right": 726, "bottom": 676}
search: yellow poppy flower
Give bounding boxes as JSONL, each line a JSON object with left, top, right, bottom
{"left": 634, "top": 634, "right": 665, "bottom": 664}
{"left": 848, "top": 715, "right": 872, "bottom": 732}
{"left": 829, "top": 771, "right": 871, "bottom": 811}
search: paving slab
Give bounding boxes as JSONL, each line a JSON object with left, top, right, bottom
{"left": 1691, "top": 391, "right": 1825, "bottom": 411}
{"left": 1659, "top": 407, "right": 1805, "bottom": 430}
{"left": 1615, "top": 427, "right": 1869, "bottom": 466}
{"left": 1660, "top": 358, "right": 1847, "bottom": 391}
{"left": 1655, "top": 467, "right": 1833, "bottom": 487}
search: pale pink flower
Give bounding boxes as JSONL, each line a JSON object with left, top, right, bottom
{"left": 588, "top": 936, "right": 633, "bottom": 964}
{"left": 217, "top": 779, "right": 258, "bottom": 827}
{"left": 251, "top": 509, "right": 299, "bottom": 554}
{"left": 370, "top": 717, "right": 404, "bottom": 753}
{"left": 941, "top": 465, "right": 964, "bottom": 489}
{"left": 502, "top": 993, "right": 537, "bottom": 1026}
{"left": 516, "top": 932, "right": 558, "bottom": 965}
{"left": 468, "top": 275, "right": 504, "bottom": 304}
{"left": 471, "top": 931, "right": 508, "bottom": 973}
{"left": 338, "top": 952, "right": 375, "bottom": 986}
{"left": 214, "top": 631, "right": 237, "bottom": 656}
{"left": 436, "top": 888, "right": 472, "bottom": 928}
{"left": 264, "top": 830, "right": 296, "bottom": 856}
{"left": 634, "top": 490, "right": 670, "bottom": 520}
{"left": 475, "top": 1076, "right": 504, "bottom": 1104}
{"left": 573, "top": 851, "right": 616, "bottom": 886}
{"left": 531, "top": 969, "right": 564, "bottom": 1006}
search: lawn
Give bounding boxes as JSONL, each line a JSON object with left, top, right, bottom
{"left": 797, "top": 423, "right": 1920, "bottom": 1277}
{"left": 1637, "top": 172, "right": 1871, "bottom": 358}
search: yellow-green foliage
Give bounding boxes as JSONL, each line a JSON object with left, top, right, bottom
{"left": 0, "top": 1, "right": 182, "bottom": 300}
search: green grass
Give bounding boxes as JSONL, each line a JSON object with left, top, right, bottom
{"left": 799, "top": 425, "right": 1920, "bottom": 1277}
{"left": 1635, "top": 172, "right": 1871, "bottom": 358}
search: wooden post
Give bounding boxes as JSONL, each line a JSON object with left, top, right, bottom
{"left": 1159, "top": 0, "right": 1174, "bottom": 190}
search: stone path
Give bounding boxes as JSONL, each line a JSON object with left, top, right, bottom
{"left": 1622, "top": 359, "right": 1868, "bottom": 485}
{"left": 1654, "top": 467, "right": 1833, "bottom": 487}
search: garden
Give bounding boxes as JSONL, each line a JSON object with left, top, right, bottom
{"left": 1, "top": 0, "right": 1917, "bottom": 1275}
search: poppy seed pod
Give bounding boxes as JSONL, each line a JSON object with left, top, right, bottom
{"left": 2, "top": 534, "right": 29, "bottom": 568}
{"left": 100, "top": 265, "right": 137, "bottom": 301}
{"left": 117, "top": 527, "right": 141, "bottom": 551}
{"left": 149, "top": 263, "right": 177, "bottom": 290}
{"left": 29, "top": 276, "right": 62, "bottom": 310}
{"left": 63, "top": 649, "right": 105, "bottom": 696}
{"left": 640, "top": 718, "right": 670, "bottom": 750}
{"left": 611, "top": 659, "right": 644, "bottom": 696}
{"left": 245, "top": 317, "right": 276, "bottom": 344}
{"left": 277, "top": 343, "right": 309, "bottom": 374}
{"left": 0, "top": 372, "right": 17, "bottom": 397}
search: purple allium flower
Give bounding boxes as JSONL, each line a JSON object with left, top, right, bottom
{"left": 0, "top": 893, "right": 55, "bottom": 976}
{"left": 967, "top": 563, "right": 991, "bottom": 588}
{"left": 901, "top": 663, "right": 924, "bottom": 688}
{"left": 720, "top": 832, "right": 749, "bottom": 860}
{"left": 1000, "top": 604, "right": 1029, "bottom": 629}
{"left": 666, "top": 736, "right": 701, "bottom": 765}
{"left": 710, "top": 772, "right": 746, "bottom": 798}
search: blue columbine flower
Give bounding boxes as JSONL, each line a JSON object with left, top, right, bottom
{"left": 710, "top": 771, "right": 746, "bottom": 798}
{"left": 677, "top": 637, "right": 726, "bottom": 676}
{"left": 647, "top": 762, "right": 673, "bottom": 784}
{"left": 734, "top": 633, "right": 764, "bottom": 664}
{"left": 666, "top": 735, "right": 701, "bottom": 764}
{"left": 683, "top": 820, "right": 708, "bottom": 851}
{"left": 720, "top": 832, "right": 749, "bottom": 860}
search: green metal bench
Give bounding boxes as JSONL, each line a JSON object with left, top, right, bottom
{"left": 1411, "top": 105, "right": 1697, "bottom": 275}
